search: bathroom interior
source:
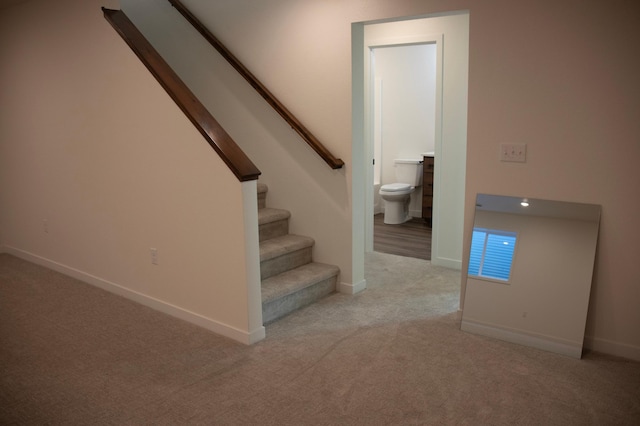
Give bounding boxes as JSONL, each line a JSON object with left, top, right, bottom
{"left": 372, "top": 42, "right": 436, "bottom": 261}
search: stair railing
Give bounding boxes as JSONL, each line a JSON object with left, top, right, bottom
{"left": 168, "top": 0, "right": 345, "bottom": 170}
{"left": 102, "top": 8, "right": 261, "bottom": 182}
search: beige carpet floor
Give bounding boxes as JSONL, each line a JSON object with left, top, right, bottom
{"left": 1, "top": 252, "right": 639, "bottom": 425}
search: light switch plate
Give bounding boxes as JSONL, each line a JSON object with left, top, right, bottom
{"left": 500, "top": 143, "right": 527, "bottom": 162}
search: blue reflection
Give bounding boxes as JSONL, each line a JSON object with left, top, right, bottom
{"left": 468, "top": 228, "right": 517, "bottom": 281}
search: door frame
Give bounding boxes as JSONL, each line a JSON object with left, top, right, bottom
{"left": 364, "top": 34, "right": 444, "bottom": 254}
{"left": 351, "top": 12, "right": 469, "bottom": 296}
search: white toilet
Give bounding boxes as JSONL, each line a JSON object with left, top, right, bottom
{"left": 379, "top": 159, "right": 424, "bottom": 224}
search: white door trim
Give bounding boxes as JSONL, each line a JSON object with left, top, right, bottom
{"left": 363, "top": 34, "right": 444, "bottom": 256}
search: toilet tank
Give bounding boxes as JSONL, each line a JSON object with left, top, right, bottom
{"left": 394, "top": 159, "right": 423, "bottom": 186}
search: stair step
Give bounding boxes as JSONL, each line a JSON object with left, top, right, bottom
{"left": 257, "top": 183, "right": 268, "bottom": 209}
{"left": 262, "top": 262, "right": 339, "bottom": 324}
{"left": 260, "top": 234, "right": 314, "bottom": 280}
{"left": 255, "top": 181, "right": 340, "bottom": 325}
{"left": 258, "top": 208, "right": 290, "bottom": 241}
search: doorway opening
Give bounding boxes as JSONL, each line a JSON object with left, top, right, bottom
{"left": 352, "top": 11, "right": 469, "bottom": 298}
{"left": 370, "top": 42, "right": 437, "bottom": 261}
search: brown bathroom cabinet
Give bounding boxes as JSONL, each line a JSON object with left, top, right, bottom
{"left": 422, "top": 155, "right": 434, "bottom": 226}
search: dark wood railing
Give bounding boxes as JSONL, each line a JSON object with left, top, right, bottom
{"left": 102, "top": 8, "right": 261, "bottom": 182}
{"left": 168, "top": 0, "right": 345, "bottom": 170}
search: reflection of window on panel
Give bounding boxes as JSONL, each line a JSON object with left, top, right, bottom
{"left": 468, "top": 228, "right": 517, "bottom": 282}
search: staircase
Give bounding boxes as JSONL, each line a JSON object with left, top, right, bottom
{"left": 257, "top": 183, "right": 340, "bottom": 324}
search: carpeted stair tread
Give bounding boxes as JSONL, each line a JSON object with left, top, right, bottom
{"left": 257, "top": 183, "right": 268, "bottom": 194}
{"left": 258, "top": 208, "right": 290, "bottom": 225}
{"left": 261, "top": 262, "right": 340, "bottom": 304}
{"left": 260, "top": 234, "right": 314, "bottom": 262}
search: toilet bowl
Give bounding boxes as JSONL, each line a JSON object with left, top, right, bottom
{"left": 379, "top": 159, "right": 423, "bottom": 225}
{"left": 379, "top": 184, "right": 415, "bottom": 224}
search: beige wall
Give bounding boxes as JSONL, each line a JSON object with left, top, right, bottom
{"left": 121, "top": 0, "right": 356, "bottom": 292}
{"left": 2, "top": 0, "right": 639, "bottom": 359}
{"left": 462, "top": 0, "right": 640, "bottom": 360}
{"left": 0, "top": 0, "right": 263, "bottom": 343}
{"left": 171, "top": 0, "right": 639, "bottom": 358}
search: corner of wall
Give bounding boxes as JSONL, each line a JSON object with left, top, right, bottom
{"left": 584, "top": 335, "right": 640, "bottom": 363}
{"left": 339, "top": 278, "right": 367, "bottom": 295}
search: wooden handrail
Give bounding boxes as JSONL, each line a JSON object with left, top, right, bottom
{"left": 102, "top": 8, "right": 261, "bottom": 182}
{"left": 168, "top": 0, "right": 345, "bottom": 170}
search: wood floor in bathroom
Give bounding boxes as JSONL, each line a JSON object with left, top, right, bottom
{"left": 373, "top": 213, "right": 432, "bottom": 261}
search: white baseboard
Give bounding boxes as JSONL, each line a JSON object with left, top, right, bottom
{"left": 3, "top": 246, "right": 265, "bottom": 345}
{"left": 461, "top": 318, "right": 583, "bottom": 359}
{"left": 431, "top": 256, "right": 462, "bottom": 270}
{"left": 339, "top": 278, "right": 366, "bottom": 295}
{"left": 584, "top": 335, "right": 640, "bottom": 362}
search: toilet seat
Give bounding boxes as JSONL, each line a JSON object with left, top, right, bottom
{"left": 380, "top": 183, "right": 412, "bottom": 192}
